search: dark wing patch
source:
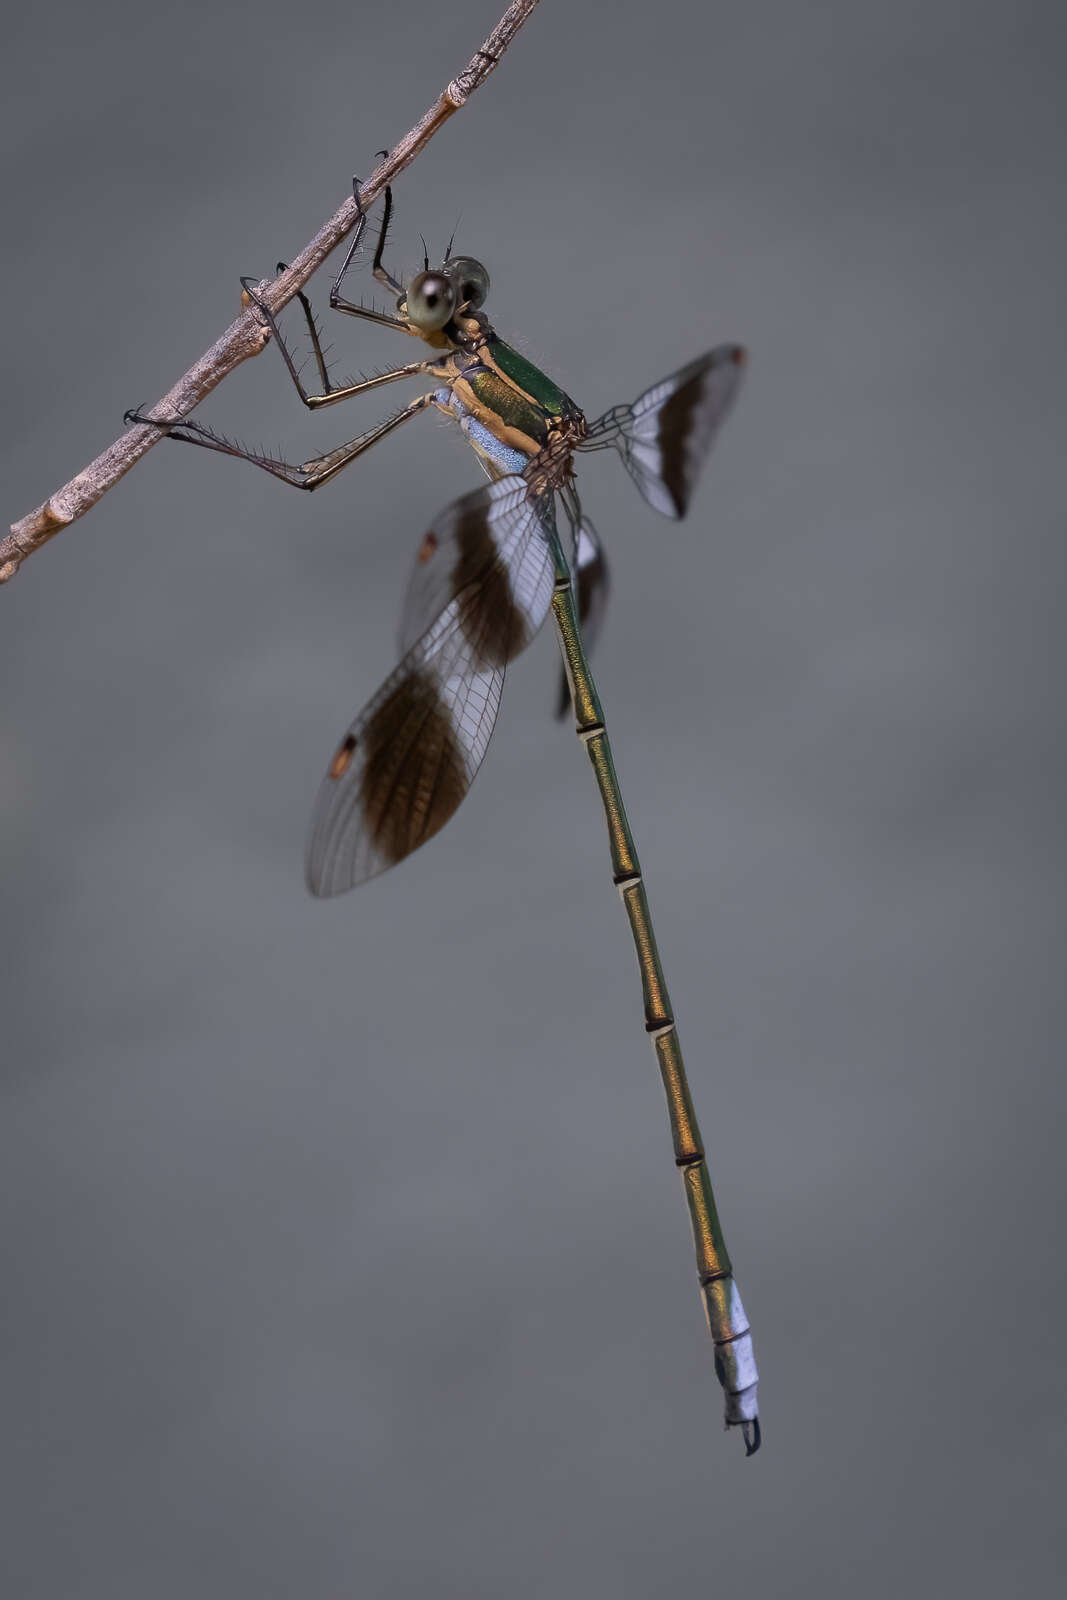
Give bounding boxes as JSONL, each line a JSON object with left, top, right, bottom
{"left": 451, "top": 496, "right": 527, "bottom": 667}
{"left": 579, "top": 346, "right": 745, "bottom": 520}
{"left": 307, "top": 485, "right": 558, "bottom": 897}
{"left": 358, "top": 667, "right": 470, "bottom": 866}
{"left": 398, "top": 477, "right": 555, "bottom": 662}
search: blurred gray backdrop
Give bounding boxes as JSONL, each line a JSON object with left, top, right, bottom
{"left": 3, "top": 2, "right": 1064, "bottom": 1595}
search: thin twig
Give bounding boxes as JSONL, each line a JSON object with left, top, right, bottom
{"left": 1, "top": 0, "right": 541, "bottom": 586}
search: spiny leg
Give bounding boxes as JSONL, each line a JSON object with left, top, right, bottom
{"left": 124, "top": 392, "right": 434, "bottom": 491}
{"left": 331, "top": 170, "right": 408, "bottom": 328}
{"left": 370, "top": 177, "right": 405, "bottom": 297}
{"left": 241, "top": 274, "right": 436, "bottom": 411}
{"left": 273, "top": 261, "right": 332, "bottom": 392}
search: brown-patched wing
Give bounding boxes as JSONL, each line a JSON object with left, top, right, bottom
{"left": 398, "top": 476, "right": 557, "bottom": 658}
{"left": 307, "top": 479, "right": 556, "bottom": 897}
{"left": 580, "top": 346, "right": 745, "bottom": 519}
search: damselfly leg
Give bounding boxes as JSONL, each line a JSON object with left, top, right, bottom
{"left": 124, "top": 393, "right": 435, "bottom": 491}
{"left": 270, "top": 264, "right": 333, "bottom": 393}
{"left": 240, "top": 275, "right": 435, "bottom": 411}
{"left": 369, "top": 178, "right": 405, "bottom": 298}
{"left": 331, "top": 176, "right": 407, "bottom": 320}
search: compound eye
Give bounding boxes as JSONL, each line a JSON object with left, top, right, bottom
{"left": 447, "top": 256, "right": 490, "bottom": 311}
{"left": 405, "top": 271, "right": 457, "bottom": 332}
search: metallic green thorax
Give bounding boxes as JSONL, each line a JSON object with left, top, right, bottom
{"left": 469, "top": 362, "right": 554, "bottom": 449}
{"left": 436, "top": 319, "right": 586, "bottom": 466}
{"left": 486, "top": 338, "right": 577, "bottom": 420}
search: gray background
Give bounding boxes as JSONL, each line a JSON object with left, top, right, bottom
{"left": 3, "top": 2, "right": 1064, "bottom": 1595}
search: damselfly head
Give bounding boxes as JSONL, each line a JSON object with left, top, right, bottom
{"left": 402, "top": 254, "right": 491, "bottom": 336}
{"left": 445, "top": 256, "right": 490, "bottom": 313}
{"left": 404, "top": 270, "right": 457, "bottom": 333}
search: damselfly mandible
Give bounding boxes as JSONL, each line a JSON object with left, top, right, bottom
{"left": 126, "top": 178, "right": 761, "bottom": 1455}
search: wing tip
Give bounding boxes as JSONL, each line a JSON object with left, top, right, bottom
{"left": 304, "top": 858, "right": 334, "bottom": 899}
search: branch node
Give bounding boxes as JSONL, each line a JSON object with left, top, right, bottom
{"left": 43, "top": 496, "right": 76, "bottom": 530}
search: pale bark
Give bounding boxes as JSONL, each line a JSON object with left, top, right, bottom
{"left": 1, "top": 0, "right": 541, "bottom": 586}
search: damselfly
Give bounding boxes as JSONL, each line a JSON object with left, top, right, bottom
{"left": 126, "top": 180, "right": 761, "bottom": 1454}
